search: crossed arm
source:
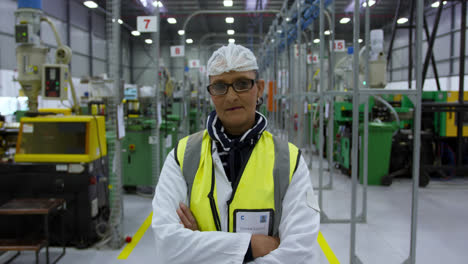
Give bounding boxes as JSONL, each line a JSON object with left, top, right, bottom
{"left": 177, "top": 202, "right": 281, "bottom": 259}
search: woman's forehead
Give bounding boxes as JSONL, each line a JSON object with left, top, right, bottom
{"left": 210, "top": 71, "right": 256, "bottom": 82}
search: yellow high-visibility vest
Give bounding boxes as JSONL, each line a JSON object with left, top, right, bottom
{"left": 176, "top": 130, "right": 299, "bottom": 235}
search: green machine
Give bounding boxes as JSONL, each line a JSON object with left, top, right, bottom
{"left": 122, "top": 115, "right": 180, "bottom": 189}
{"left": 122, "top": 117, "right": 155, "bottom": 188}
{"left": 327, "top": 91, "right": 463, "bottom": 186}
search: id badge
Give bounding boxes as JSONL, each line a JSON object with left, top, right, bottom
{"left": 234, "top": 209, "right": 274, "bottom": 236}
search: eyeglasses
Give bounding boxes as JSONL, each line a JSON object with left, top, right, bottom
{"left": 207, "top": 79, "right": 255, "bottom": 96}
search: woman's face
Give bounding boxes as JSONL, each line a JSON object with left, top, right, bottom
{"left": 209, "top": 70, "right": 264, "bottom": 135}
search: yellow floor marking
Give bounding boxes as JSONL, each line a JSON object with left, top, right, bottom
{"left": 317, "top": 231, "right": 341, "bottom": 264}
{"left": 117, "top": 211, "right": 153, "bottom": 260}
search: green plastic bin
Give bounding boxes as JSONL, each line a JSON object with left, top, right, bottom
{"left": 359, "top": 122, "right": 396, "bottom": 185}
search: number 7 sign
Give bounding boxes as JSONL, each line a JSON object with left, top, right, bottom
{"left": 137, "top": 16, "right": 158, "bottom": 32}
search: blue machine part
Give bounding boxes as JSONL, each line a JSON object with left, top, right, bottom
{"left": 347, "top": 47, "right": 354, "bottom": 54}
{"left": 303, "top": 5, "right": 317, "bottom": 19}
{"left": 18, "top": 0, "right": 42, "bottom": 9}
{"left": 301, "top": 18, "right": 313, "bottom": 30}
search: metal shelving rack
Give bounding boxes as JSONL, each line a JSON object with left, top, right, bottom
{"left": 259, "top": 0, "right": 424, "bottom": 263}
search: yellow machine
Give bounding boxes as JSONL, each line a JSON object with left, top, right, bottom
{"left": 15, "top": 115, "right": 107, "bottom": 163}
{"left": 445, "top": 91, "right": 468, "bottom": 137}
{"left": 38, "top": 108, "right": 72, "bottom": 116}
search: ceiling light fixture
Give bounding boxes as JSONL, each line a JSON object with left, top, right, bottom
{"left": 131, "top": 30, "right": 141, "bottom": 36}
{"left": 362, "top": 0, "right": 376, "bottom": 7}
{"left": 152, "top": 1, "right": 163, "bottom": 7}
{"left": 359, "top": 39, "right": 363, "bottom": 43}
{"left": 145, "top": 39, "right": 153, "bottom": 44}
{"left": 167, "top": 18, "right": 177, "bottom": 24}
{"left": 228, "top": 38, "right": 235, "bottom": 43}
{"left": 178, "top": 30, "right": 185, "bottom": 35}
{"left": 285, "top": 17, "right": 291, "bottom": 22}
{"left": 324, "top": 30, "right": 331, "bottom": 35}
{"left": 225, "top": 17, "right": 234, "bottom": 23}
{"left": 227, "top": 29, "right": 235, "bottom": 35}
{"left": 139, "top": 0, "right": 148, "bottom": 7}
{"left": 277, "top": 29, "right": 283, "bottom": 34}
{"left": 397, "top": 17, "right": 409, "bottom": 24}
{"left": 223, "top": 0, "right": 233, "bottom": 7}
{"left": 313, "top": 39, "right": 320, "bottom": 43}
{"left": 186, "top": 38, "right": 193, "bottom": 44}
{"left": 340, "top": 17, "right": 351, "bottom": 24}
{"left": 83, "top": 1, "right": 98, "bottom": 8}
{"left": 431, "top": 1, "right": 447, "bottom": 8}
{"left": 118, "top": 19, "right": 123, "bottom": 24}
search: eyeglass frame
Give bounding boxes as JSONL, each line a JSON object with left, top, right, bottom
{"left": 206, "top": 78, "right": 259, "bottom": 96}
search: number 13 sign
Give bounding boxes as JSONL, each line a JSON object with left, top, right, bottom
{"left": 137, "top": 16, "right": 158, "bottom": 32}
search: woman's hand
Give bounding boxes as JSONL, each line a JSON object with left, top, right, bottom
{"left": 251, "top": 234, "right": 281, "bottom": 258}
{"left": 176, "top": 202, "right": 199, "bottom": 231}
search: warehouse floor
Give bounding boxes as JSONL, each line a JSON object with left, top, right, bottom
{"left": 1, "top": 155, "right": 467, "bottom": 264}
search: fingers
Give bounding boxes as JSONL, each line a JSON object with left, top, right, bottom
{"left": 180, "top": 203, "right": 198, "bottom": 227}
{"left": 177, "top": 202, "right": 199, "bottom": 231}
{"left": 176, "top": 207, "right": 191, "bottom": 228}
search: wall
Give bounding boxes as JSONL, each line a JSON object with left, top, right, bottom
{"left": 131, "top": 43, "right": 208, "bottom": 86}
{"left": 386, "top": 2, "right": 468, "bottom": 90}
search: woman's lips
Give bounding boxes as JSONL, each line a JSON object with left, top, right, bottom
{"left": 227, "top": 106, "right": 243, "bottom": 111}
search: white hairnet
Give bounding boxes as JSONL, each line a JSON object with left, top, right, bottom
{"left": 207, "top": 43, "right": 259, "bottom": 76}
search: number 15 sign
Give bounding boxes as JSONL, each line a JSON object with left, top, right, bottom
{"left": 137, "top": 16, "right": 158, "bottom": 32}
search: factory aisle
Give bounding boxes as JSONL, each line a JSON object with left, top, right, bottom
{"left": 1, "top": 155, "right": 468, "bottom": 264}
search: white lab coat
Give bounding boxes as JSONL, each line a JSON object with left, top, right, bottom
{"left": 152, "top": 142, "right": 320, "bottom": 264}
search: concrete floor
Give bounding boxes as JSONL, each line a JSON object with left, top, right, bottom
{"left": 2, "top": 154, "right": 468, "bottom": 264}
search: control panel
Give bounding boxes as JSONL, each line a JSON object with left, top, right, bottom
{"left": 15, "top": 24, "right": 33, "bottom": 44}
{"left": 42, "top": 64, "right": 69, "bottom": 100}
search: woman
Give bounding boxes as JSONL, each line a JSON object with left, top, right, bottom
{"left": 152, "top": 43, "right": 320, "bottom": 263}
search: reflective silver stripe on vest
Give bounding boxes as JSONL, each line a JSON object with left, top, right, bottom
{"left": 182, "top": 130, "right": 204, "bottom": 201}
{"left": 272, "top": 135, "right": 290, "bottom": 236}
{"left": 182, "top": 131, "right": 292, "bottom": 236}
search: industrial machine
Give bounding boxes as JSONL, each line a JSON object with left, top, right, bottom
{"left": 383, "top": 91, "right": 468, "bottom": 185}
{"left": 14, "top": 0, "right": 79, "bottom": 114}
{"left": 331, "top": 90, "right": 468, "bottom": 186}
{"left": 121, "top": 71, "right": 179, "bottom": 190}
{"left": 0, "top": 0, "right": 110, "bottom": 248}
{"left": 0, "top": 116, "right": 109, "bottom": 247}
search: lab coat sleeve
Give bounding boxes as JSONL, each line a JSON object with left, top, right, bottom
{"left": 250, "top": 155, "right": 321, "bottom": 264}
{"left": 152, "top": 149, "right": 252, "bottom": 264}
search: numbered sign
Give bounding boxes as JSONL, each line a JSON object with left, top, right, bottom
{"left": 307, "top": 54, "right": 313, "bottom": 64}
{"left": 199, "top": 66, "right": 206, "bottom": 73}
{"left": 312, "top": 54, "right": 319, "bottom": 64}
{"left": 170, "top": 45, "right": 184, "bottom": 57}
{"left": 137, "top": 16, "right": 158, "bottom": 32}
{"left": 331, "top": 40, "right": 346, "bottom": 52}
{"left": 294, "top": 44, "right": 300, "bottom": 58}
{"left": 189, "top": 60, "right": 200, "bottom": 68}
